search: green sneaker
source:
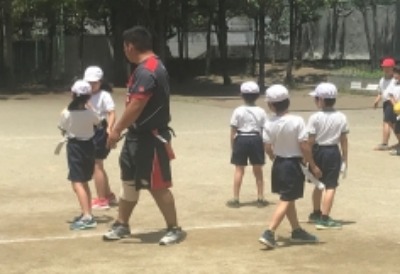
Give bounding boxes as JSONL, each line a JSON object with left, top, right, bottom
{"left": 291, "top": 228, "right": 319, "bottom": 243}
{"left": 70, "top": 216, "right": 97, "bottom": 230}
{"left": 316, "top": 217, "right": 342, "bottom": 230}
{"left": 226, "top": 199, "right": 240, "bottom": 208}
{"left": 308, "top": 212, "right": 321, "bottom": 223}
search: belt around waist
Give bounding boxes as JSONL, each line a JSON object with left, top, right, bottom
{"left": 237, "top": 131, "right": 260, "bottom": 136}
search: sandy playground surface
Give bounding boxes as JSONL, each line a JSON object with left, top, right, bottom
{"left": 0, "top": 86, "right": 399, "bottom": 274}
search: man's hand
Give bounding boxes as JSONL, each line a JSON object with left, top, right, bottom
{"left": 107, "top": 129, "right": 121, "bottom": 149}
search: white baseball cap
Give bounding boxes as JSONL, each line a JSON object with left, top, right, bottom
{"left": 71, "top": 80, "right": 92, "bottom": 96}
{"left": 309, "top": 82, "right": 338, "bottom": 99}
{"left": 240, "top": 81, "right": 260, "bottom": 94}
{"left": 84, "top": 66, "right": 104, "bottom": 82}
{"left": 265, "top": 84, "right": 290, "bottom": 102}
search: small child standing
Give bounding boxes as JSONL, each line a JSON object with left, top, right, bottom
{"left": 228, "top": 81, "right": 268, "bottom": 208}
{"left": 307, "top": 83, "right": 349, "bottom": 229}
{"left": 373, "top": 58, "right": 396, "bottom": 151}
{"left": 59, "top": 80, "right": 100, "bottom": 230}
{"left": 84, "top": 66, "right": 117, "bottom": 209}
{"left": 259, "top": 84, "right": 319, "bottom": 249}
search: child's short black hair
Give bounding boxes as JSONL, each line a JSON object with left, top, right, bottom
{"left": 271, "top": 99, "right": 290, "bottom": 113}
{"left": 323, "top": 98, "right": 336, "bottom": 107}
{"left": 100, "top": 82, "right": 113, "bottom": 93}
{"left": 68, "top": 94, "right": 91, "bottom": 111}
{"left": 123, "top": 26, "right": 153, "bottom": 52}
{"left": 241, "top": 93, "right": 260, "bottom": 105}
{"left": 394, "top": 64, "right": 400, "bottom": 74}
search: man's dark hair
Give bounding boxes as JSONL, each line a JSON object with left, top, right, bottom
{"left": 394, "top": 64, "right": 400, "bottom": 74}
{"left": 241, "top": 93, "right": 260, "bottom": 105}
{"left": 271, "top": 99, "right": 290, "bottom": 113}
{"left": 123, "top": 26, "right": 153, "bottom": 52}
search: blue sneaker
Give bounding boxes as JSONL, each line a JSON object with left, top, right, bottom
{"left": 259, "top": 230, "right": 277, "bottom": 249}
{"left": 70, "top": 216, "right": 97, "bottom": 230}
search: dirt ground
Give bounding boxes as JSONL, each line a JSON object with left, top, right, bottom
{"left": 0, "top": 85, "right": 400, "bottom": 274}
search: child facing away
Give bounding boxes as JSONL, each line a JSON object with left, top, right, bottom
{"left": 84, "top": 66, "right": 117, "bottom": 209}
{"left": 259, "top": 84, "right": 320, "bottom": 249}
{"left": 373, "top": 58, "right": 396, "bottom": 151}
{"left": 386, "top": 65, "right": 400, "bottom": 155}
{"left": 307, "top": 83, "right": 349, "bottom": 229}
{"left": 59, "top": 80, "right": 101, "bottom": 230}
{"left": 228, "top": 81, "right": 268, "bottom": 208}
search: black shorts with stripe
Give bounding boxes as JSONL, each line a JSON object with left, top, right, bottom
{"left": 271, "top": 157, "right": 305, "bottom": 201}
{"left": 231, "top": 134, "right": 265, "bottom": 166}
{"left": 313, "top": 144, "right": 341, "bottom": 189}
{"left": 67, "top": 139, "right": 95, "bottom": 182}
{"left": 119, "top": 129, "right": 173, "bottom": 190}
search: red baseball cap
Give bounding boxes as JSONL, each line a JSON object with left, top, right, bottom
{"left": 381, "top": 58, "right": 395, "bottom": 67}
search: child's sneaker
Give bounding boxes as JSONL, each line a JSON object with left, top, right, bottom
{"left": 308, "top": 212, "right": 321, "bottom": 223}
{"left": 315, "top": 217, "right": 342, "bottom": 230}
{"left": 70, "top": 216, "right": 97, "bottom": 230}
{"left": 103, "top": 222, "right": 131, "bottom": 241}
{"left": 226, "top": 199, "right": 240, "bottom": 208}
{"left": 159, "top": 227, "right": 184, "bottom": 245}
{"left": 259, "top": 230, "right": 277, "bottom": 249}
{"left": 257, "top": 199, "right": 269, "bottom": 208}
{"left": 107, "top": 192, "right": 118, "bottom": 206}
{"left": 291, "top": 228, "right": 319, "bottom": 243}
{"left": 92, "top": 198, "right": 110, "bottom": 210}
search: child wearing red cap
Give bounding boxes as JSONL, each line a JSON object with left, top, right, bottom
{"left": 373, "top": 58, "right": 396, "bottom": 150}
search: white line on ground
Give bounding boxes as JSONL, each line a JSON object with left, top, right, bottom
{"left": 0, "top": 222, "right": 264, "bottom": 245}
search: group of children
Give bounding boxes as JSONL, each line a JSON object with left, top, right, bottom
{"left": 229, "top": 81, "right": 349, "bottom": 249}
{"left": 373, "top": 57, "right": 400, "bottom": 155}
{"left": 58, "top": 66, "right": 117, "bottom": 230}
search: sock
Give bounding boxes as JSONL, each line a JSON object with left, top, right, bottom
{"left": 82, "top": 214, "right": 92, "bottom": 220}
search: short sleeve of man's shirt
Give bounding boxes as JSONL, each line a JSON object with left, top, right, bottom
{"left": 230, "top": 108, "right": 240, "bottom": 128}
{"left": 297, "top": 117, "right": 308, "bottom": 141}
{"left": 102, "top": 92, "right": 115, "bottom": 112}
{"left": 306, "top": 114, "right": 317, "bottom": 135}
{"left": 130, "top": 68, "right": 156, "bottom": 100}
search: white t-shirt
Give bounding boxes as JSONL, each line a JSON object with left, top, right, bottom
{"left": 263, "top": 114, "right": 308, "bottom": 158}
{"left": 59, "top": 109, "right": 100, "bottom": 140}
{"left": 89, "top": 90, "right": 115, "bottom": 120}
{"left": 230, "top": 105, "right": 267, "bottom": 133}
{"left": 307, "top": 111, "right": 349, "bottom": 146}
{"left": 387, "top": 82, "right": 400, "bottom": 102}
{"left": 379, "top": 77, "right": 395, "bottom": 101}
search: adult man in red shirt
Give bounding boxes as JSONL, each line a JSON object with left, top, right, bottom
{"left": 104, "top": 26, "right": 183, "bottom": 245}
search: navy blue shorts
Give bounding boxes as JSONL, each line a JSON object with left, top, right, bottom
{"left": 271, "top": 157, "right": 305, "bottom": 201}
{"left": 93, "top": 122, "right": 110, "bottom": 160}
{"left": 313, "top": 145, "right": 341, "bottom": 189}
{"left": 67, "top": 139, "right": 95, "bottom": 182}
{"left": 383, "top": 101, "right": 396, "bottom": 124}
{"left": 119, "top": 129, "right": 173, "bottom": 190}
{"left": 231, "top": 135, "right": 265, "bottom": 166}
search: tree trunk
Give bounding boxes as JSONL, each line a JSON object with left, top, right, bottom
{"left": 217, "top": 0, "right": 231, "bottom": 85}
{"left": 361, "top": 8, "right": 374, "bottom": 70}
{"left": 371, "top": 2, "right": 378, "bottom": 68}
{"left": 182, "top": 0, "right": 189, "bottom": 59}
{"left": 295, "top": 23, "right": 303, "bottom": 65}
{"left": 157, "top": 0, "right": 169, "bottom": 62}
{"left": 258, "top": 3, "right": 266, "bottom": 91}
{"left": 322, "top": 9, "right": 331, "bottom": 60}
{"left": 251, "top": 16, "right": 259, "bottom": 76}
{"left": 78, "top": 16, "right": 85, "bottom": 75}
{"left": 205, "top": 9, "right": 213, "bottom": 76}
{"left": 285, "top": 0, "right": 295, "bottom": 86}
{"left": 46, "top": 12, "right": 57, "bottom": 87}
{"left": 330, "top": 2, "right": 339, "bottom": 54}
{"left": 3, "top": 0, "right": 15, "bottom": 88}
{"left": 393, "top": 1, "right": 400, "bottom": 56}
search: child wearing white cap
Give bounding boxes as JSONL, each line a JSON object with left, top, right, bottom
{"left": 84, "top": 66, "right": 117, "bottom": 209}
{"left": 259, "top": 84, "right": 320, "bottom": 249}
{"left": 59, "top": 80, "right": 101, "bottom": 230}
{"left": 307, "top": 82, "right": 349, "bottom": 230}
{"left": 228, "top": 81, "right": 268, "bottom": 208}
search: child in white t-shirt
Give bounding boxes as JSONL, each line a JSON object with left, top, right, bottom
{"left": 228, "top": 81, "right": 268, "bottom": 208}
{"left": 84, "top": 66, "right": 117, "bottom": 209}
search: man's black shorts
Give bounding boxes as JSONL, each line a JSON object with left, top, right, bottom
{"left": 271, "top": 157, "right": 305, "bottom": 201}
{"left": 231, "top": 135, "right": 265, "bottom": 166}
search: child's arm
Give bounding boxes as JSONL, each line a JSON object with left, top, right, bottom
{"left": 300, "top": 140, "right": 322, "bottom": 179}
{"left": 340, "top": 133, "right": 348, "bottom": 164}
{"left": 230, "top": 127, "right": 237, "bottom": 150}
{"left": 264, "top": 143, "right": 275, "bottom": 161}
{"left": 107, "top": 110, "right": 116, "bottom": 134}
{"left": 373, "top": 94, "right": 381, "bottom": 108}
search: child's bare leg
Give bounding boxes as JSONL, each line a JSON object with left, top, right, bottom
{"left": 321, "top": 188, "right": 336, "bottom": 217}
{"left": 233, "top": 166, "right": 245, "bottom": 200}
{"left": 72, "top": 182, "right": 92, "bottom": 217}
{"left": 268, "top": 200, "right": 290, "bottom": 231}
{"left": 382, "top": 122, "right": 392, "bottom": 145}
{"left": 252, "top": 165, "right": 264, "bottom": 199}
{"left": 286, "top": 201, "right": 301, "bottom": 230}
{"left": 93, "top": 160, "right": 111, "bottom": 199}
{"left": 312, "top": 187, "right": 323, "bottom": 212}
